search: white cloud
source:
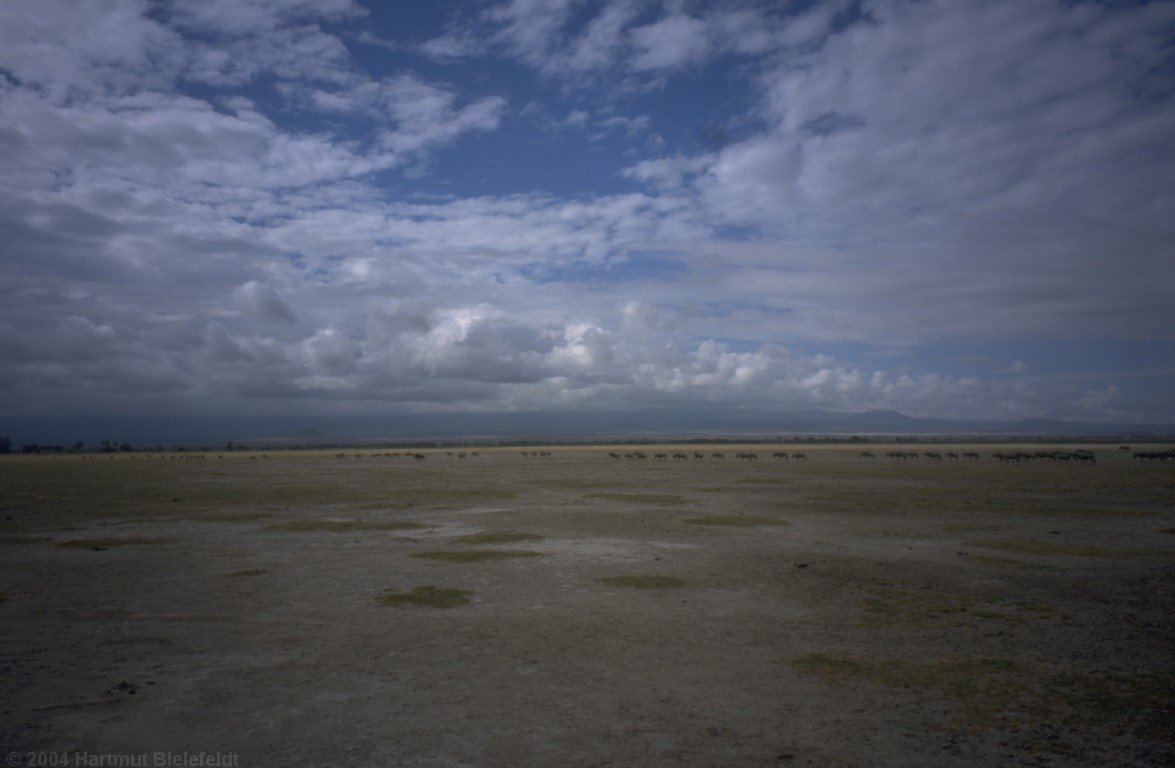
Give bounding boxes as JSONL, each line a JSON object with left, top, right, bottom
{"left": 484, "top": 0, "right": 581, "bottom": 66}
{"left": 2, "top": 0, "right": 1172, "bottom": 429}
{"left": 167, "top": 0, "right": 366, "bottom": 36}
{"left": 418, "top": 1, "right": 786, "bottom": 83}
{"left": 377, "top": 76, "right": 507, "bottom": 155}
{"left": 305, "top": 74, "right": 508, "bottom": 160}
{"left": 0, "top": 0, "right": 183, "bottom": 97}
{"left": 629, "top": 13, "right": 711, "bottom": 72}
{"left": 558, "top": 0, "right": 640, "bottom": 72}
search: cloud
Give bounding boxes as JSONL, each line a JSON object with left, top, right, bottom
{"left": 629, "top": 13, "right": 711, "bottom": 72}
{"left": 233, "top": 281, "right": 296, "bottom": 323}
{"left": 376, "top": 76, "right": 507, "bottom": 155}
{"left": 417, "top": 0, "right": 787, "bottom": 83}
{"left": 557, "top": 0, "right": 640, "bottom": 73}
{"left": 997, "top": 361, "right": 1029, "bottom": 375}
{"left": 166, "top": 0, "right": 366, "bottom": 36}
{"left": 623, "top": 0, "right": 1175, "bottom": 344}
{"left": 0, "top": 0, "right": 184, "bottom": 96}
{"left": 2, "top": 0, "right": 1173, "bottom": 430}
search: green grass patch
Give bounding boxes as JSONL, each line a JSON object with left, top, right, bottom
{"left": 379, "top": 487, "right": 519, "bottom": 510}
{"left": 942, "top": 523, "right": 1005, "bottom": 532}
{"left": 453, "top": 531, "right": 543, "bottom": 544}
{"left": 410, "top": 550, "right": 543, "bottom": 562}
{"left": 203, "top": 512, "right": 274, "bottom": 522}
{"left": 584, "top": 492, "right": 688, "bottom": 505}
{"left": 56, "top": 536, "right": 176, "bottom": 549}
{"left": 861, "top": 589, "right": 1055, "bottom": 627}
{"left": 266, "top": 519, "right": 424, "bottom": 533}
{"left": 853, "top": 527, "right": 917, "bottom": 538}
{"left": 598, "top": 575, "right": 690, "bottom": 589}
{"left": 226, "top": 569, "right": 267, "bottom": 577}
{"left": 377, "top": 585, "right": 473, "bottom": 608}
{"left": 681, "top": 515, "right": 784, "bottom": 527}
{"left": 790, "top": 653, "right": 1017, "bottom": 697}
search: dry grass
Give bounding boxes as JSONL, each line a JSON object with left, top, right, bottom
{"left": 0, "top": 535, "right": 52, "bottom": 545}
{"left": 202, "top": 512, "right": 274, "bottom": 522}
{"left": 962, "top": 539, "right": 1165, "bottom": 558}
{"left": 453, "top": 531, "right": 543, "bottom": 544}
{"left": 55, "top": 536, "right": 176, "bottom": 549}
{"left": 584, "top": 493, "right": 688, "bottom": 505}
{"left": 266, "top": 519, "right": 423, "bottom": 533}
{"left": 681, "top": 515, "right": 784, "bottom": 527}
{"left": 377, "top": 586, "right": 473, "bottom": 608}
{"left": 860, "top": 589, "right": 1057, "bottom": 627}
{"left": 942, "top": 523, "right": 1005, "bottom": 532}
{"left": 598, "top": 575, "right": 689, "bottom": 589}
{"left": 2, "top": 443, "right": 1174, "bottom": 764}
{"left": 789, "top": 653, "right": 1175, "bottom": 739}
{"left": 410, "top": 550, "right": 543, "bottom": 562}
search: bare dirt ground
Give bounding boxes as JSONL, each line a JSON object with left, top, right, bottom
{"left": 1, "top": 444, "right": 1173, "bottom": 767}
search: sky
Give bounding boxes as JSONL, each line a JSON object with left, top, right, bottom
{"left": 1, "top": 0, "right": 1174, "bottom": 442}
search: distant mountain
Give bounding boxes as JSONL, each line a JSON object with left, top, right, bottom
{"left": 233, "top": 408, "right": 1175, "bottom": 445}
{"left": 4, "top": 409, "right": 1173, "bottom": 447}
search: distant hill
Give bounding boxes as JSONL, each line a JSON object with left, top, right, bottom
{"left": 4, "top": 409, "right": 1172, "bottom": 448}
{"left": 230, "top": 408, "right": 1175, "bottom": 446}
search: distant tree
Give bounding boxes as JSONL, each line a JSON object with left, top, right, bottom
{"left": 100, "top": 439, "right": 114, "bottom": 453}
{"left": 70, "top": 441, "right": 84, "bottom": 452}
{"left": 0, "top": 435, "right": 10, "bottom": 454}
{"left": 22, "top": 443, "right": 40, "bottom": 454}
{"left": 225, "top": 441, "right": 235, "bottom": 452}
{"left": 118, "top": 443, "right": 133, "bottom": 452}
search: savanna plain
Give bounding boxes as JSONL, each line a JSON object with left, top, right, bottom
{"left": 1, "top": 443, "right": 1173, "bottom": 767}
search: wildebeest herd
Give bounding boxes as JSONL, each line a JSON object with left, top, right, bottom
{"left": 1132, "top": 450, "right": 1175, "bottom": 461}
{"left": 595, "top": 448, "right": 1130, "bottom": 463}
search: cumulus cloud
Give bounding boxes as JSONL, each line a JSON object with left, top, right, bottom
{"left": 0, "top": 0, "right": 184, "bottom": 96}
{"left": 1, "top": 0, "right": 1172, "bottom": 430}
